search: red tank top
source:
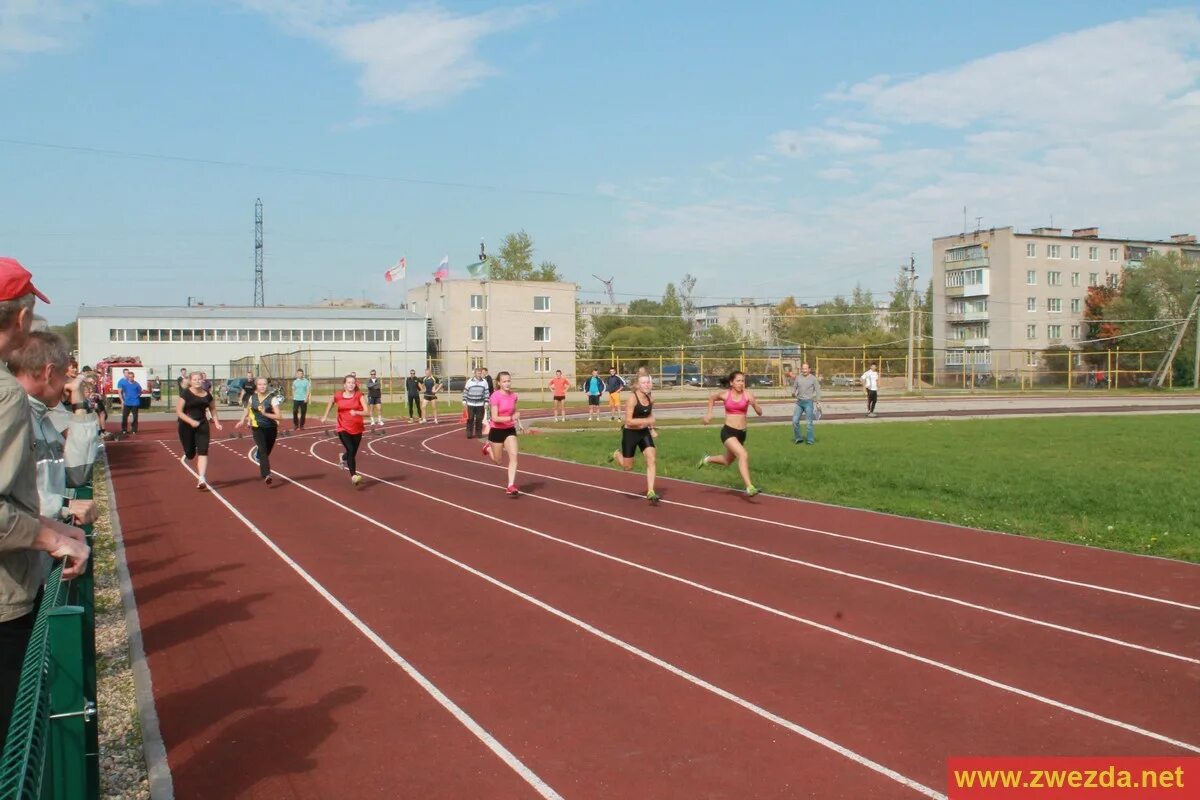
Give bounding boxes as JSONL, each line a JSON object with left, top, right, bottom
{"left": 335, "top": 391, "right": 364, "bottom": 434}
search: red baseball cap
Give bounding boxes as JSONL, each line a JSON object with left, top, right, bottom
{"left": 0, "top": 257, "right": 50, "bottom": 304}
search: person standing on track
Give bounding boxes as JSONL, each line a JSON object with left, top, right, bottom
{"left": 482, "top": 368, "right": 494, "bottom": 395}
{"left": 861, "top": 362, "right": 880, "bottom": 417}
{"left": 365, "top": 369, "right": 384, "bottom": 428}
{"left": 236, "top": 377, "right": 282, "bottom": 485}
{"left": 791, "top": 362, "right": 821, "bottom": 445}
{"left": 699, "top": 370, "right": 763, "bottom": 497}
{"left": 175, "top": 371, "right": 223, "bottom": 490}
{"left": 291, "top": 368, "right": 311, "bottom": 431}
{"left": 462, "top": 368, "right": 489, "bottom": 439}
{"left": 420, "top": 367, "right": 442, "bottom": 424}
{"left": 609, "top": 373, "right": 659, "bottom": 504}
{"left": 239, "top": 369, "right": 255, "bottom": 408}
{"left": 404, "top": 369, "right": 422, "bottom": 423}
{"left": 321, "top": 374, "right": 367, "bottom": 487}
{"left": 603, "top": 367, "right": 625, "bottom": 422}
{"left": 583, "top": 368, "right": 604, "bottom": 421}
{"left": 481, "top": 370, "right": 522, "bottom": 496}
{"left": 549, "top": 369, "right": 570, "bottom": 422}
{"left": 116, "top": 368, "right": 142, "bottom": 435}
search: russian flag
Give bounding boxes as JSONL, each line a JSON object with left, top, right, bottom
{"left": 433, "top": 256, "right": 449, "bottom": 282}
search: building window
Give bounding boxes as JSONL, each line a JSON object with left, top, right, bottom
{"left": 1089, "top": 246, "right": 1099, "bottom": 261}
{"left": 1070, "top": 272, "right": 1080, "bottom": 287}
{"left": 534, "top": 296, "right": 551, "bottom": 312}
{"left": 1088, "top": 273, "right": 1099, "bottom": 287}
{"left": 1047, "top": 298, "right": 1062, "bottom": 312}
{"left": 945, "top": 349, "right": 964, "bottom": 366}
{"left": 533, "top": 356, "right": 551, "bottom": 373}
{"left": 216, "top": 329, "right": 227, "bottom": 342}
{"left": 270, "top": 329, "right": 281, "bottom": 342}
{"left": 1026, "top": 351, "right": 1039, "bottom": 367}
{"left": 946, "top": 244, "right": 984, "bottom": 262}
{"left": 1026, "top": 324, "right": 1037, "bottom": 339}
{"left": 303, "top": 330, "right": 313, "bottom": 341}
{"left": 1071, "top": 324, "right": 1081, "bottom": 339}
{"left": 533, "top": 326, "right": 551, "bottom": 342}
{"left": 1109, "top": 247, "right": 1118, "bottom": 261}
{"left": 1070, "top": 298, "right": 1082, "bottom": 313}
{"left": 470, "top": 356, "right": 485, "bottom": 370}
{"left": 1048, "top": 245, "right": 1061, "bottom": 259}
{"left": 108, "top": 328, "right": 117, "bottom": 341}
{"left": 1026, "top": 270, "right": 1037, "bottom": 285}
{"left": 470, "top": 294, "right": 486, "bottom": 310}
{"left": 1048, "top": 324, "right": 1062, "bottom": 339}
{"left": 469, "top": 325, "right": 485, "bottom": 342}
{"left": 292, "top": 329, "right": 301, "bottom": 341}
{"left": 1027, "top": 297, "right": 1037, "bottom": 312}
{"left": 1047, "top": 271, "right": 1061, "bottom": 285}
{"left": 333, "top": 330, "right": 344, "bottom": 342}
{"left": 1026, "top": 243, "right": 1036, "bottom": 258}
{"left": 172, "top": 329, "right": 182, "bottom": 342}
{"left": 1070, "top": 245, "right": 1079, "bottom": 260}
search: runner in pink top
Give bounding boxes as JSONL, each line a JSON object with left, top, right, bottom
{"left": 482, "top": 371, "right": 522, "bottom": 495}
{"left": 320, "top": 374, "right": 368, "bottom": 487}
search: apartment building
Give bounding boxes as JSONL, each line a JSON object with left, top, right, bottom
{"left": 408, "top": 279, "right": 577, "bottom": 384}
{"left": 932, "top": 226, "right": 1199, "bottom": 377}
{"left": 578, "top": 299, "right": 629, "bottom": 344}
{"left": 693, "top": 299, "right": 775, "bottom": 343}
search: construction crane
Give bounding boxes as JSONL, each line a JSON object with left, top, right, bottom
{"left": 593, "top": 274, "right": 616, "bottom": 304}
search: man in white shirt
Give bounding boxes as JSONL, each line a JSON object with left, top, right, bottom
{"left": 861, "top": 362, "right": 880, "bottom": 417}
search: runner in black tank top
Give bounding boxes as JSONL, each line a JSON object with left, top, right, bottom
{"left": 610, "top": 374, "right": 660, "bottom": 504}
{"left": 175, "top": 372, "right": 223, "bottom": 490}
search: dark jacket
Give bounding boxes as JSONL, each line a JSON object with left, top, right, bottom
{"left": 604, "top": 374, "right": 626, "bottom": 394}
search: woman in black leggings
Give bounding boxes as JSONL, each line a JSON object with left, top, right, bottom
{"left": 175, "top": 371, "right": 223, "bottom": 490}
{"left": 236, "top": 377, "right": 283, "bottom": 484}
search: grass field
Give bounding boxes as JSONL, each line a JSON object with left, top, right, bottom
{"left": 518, "top": 414, "right": 1200, "bottom": 562}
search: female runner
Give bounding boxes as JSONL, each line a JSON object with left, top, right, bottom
{"left": 321, "top": 373, "right": 368, "bottom": 486}
{"left": 609, "top": 373, "right": 659, "bottom": 503}
{"left": 175, "top": 371, "right": 223, "bottom": 490}
{"left": 236, "top": 377, "right": 283, "bottom": 484}
{"left": 481, "top": 370, "right": 522, "bottom": 495}
{"left": 699, "top": 370, "right": 762, "bottom": 497}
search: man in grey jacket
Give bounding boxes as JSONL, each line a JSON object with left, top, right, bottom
{"left": 791, "top": 362, "right": 822, "bottom": 445}
{"left": 0, "top": 258, "right": 90, "bottom": 748}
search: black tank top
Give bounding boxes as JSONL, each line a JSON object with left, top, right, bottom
{"left": 180, "top": 388, "right": 210, "bottom": 422}
{"left": 631, "top": 390, "right": 653, "bottom": 419}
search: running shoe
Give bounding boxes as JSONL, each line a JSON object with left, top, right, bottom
{"left": 745, "top": 485, "right": 760, "bottom": 497}
{"left": 264, "top": 475, "right": 273, "bottom": 485}
{"left": 697, "top": 456, "right": 708, "bottom": 469}
{"left": 646, "top": 491, "right": 660, "bottom": 505}
{"left": 481, "top": 443, "right": 492, "bottom": 458}
{"left": 196, "top": 480, "right": 207, "bottom": 492}
{"left": 339, "top": 454, "right": 347, "bottom": 470}
{"left": 351, "top": 474, "right": 364, "bottom": 487}
{"left": 506, "top": 484, "right": 519, "bottom": 496}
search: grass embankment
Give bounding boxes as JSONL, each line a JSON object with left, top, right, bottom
{"left": 520, "top": 414, "right": 1199, "bottom": 562}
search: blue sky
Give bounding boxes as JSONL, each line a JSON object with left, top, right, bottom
{"left": 2, "top": 0, "right": 1198, "bottom": 323}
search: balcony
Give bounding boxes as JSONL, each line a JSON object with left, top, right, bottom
{"left": 943, "top": 256, "right": 990, "bottom": 269}
{"left": 963, "top": 337, "right": 990, "bottom": 348}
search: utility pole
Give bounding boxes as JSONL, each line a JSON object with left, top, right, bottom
{"left": 1151, "top": 279, "right": 1200, "bottom": 388}
{"left": 253, "top": 198, "right": 265, "bottom": 307}
{"left": 1193, "top": 280, "right": 1200, "bottom": 389}
{"left": 905, "top": 255, "right": 918, "bottom": 392}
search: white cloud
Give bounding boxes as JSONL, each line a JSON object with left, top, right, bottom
{"left": 771, "top": 126, "right": 881, "bottom": 158}
{"left": 0, "top": 0, "right": 91, "bottom": 55}
{"left": 245, "top": 2, "right": 552, "bottom": 109}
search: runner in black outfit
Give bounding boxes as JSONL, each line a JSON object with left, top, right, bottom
{"left": 609, "top": 374, "right": 659, "bottom": 503}
{"left": 236, "top": 377, "right": 283, "bottom": 484}
{"left": 175, "top": 371, "right": 222, "bottom": 490}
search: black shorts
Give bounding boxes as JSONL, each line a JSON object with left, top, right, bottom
{"left": 553, "top": 395, "right": 565, "bottom": 402}
{"left": 178, "top": 420, "right": 210, "bottom": 458}
{"left": 720, "top": 425, "right": 747, "bottom": 445}
{"left": 587, "top": 395, "right": 600, "bottom": 406}
{"left": 423, "top": 394, "right": 437, "bottom": 402}
{"left": 621, "top": 427, "right": 655, "bottom": 458}
{"left": 367, "top": 396, "right": 382, "bottom": 406}
{"left": 488, "top": 426, "right": 517, "bottom": 444}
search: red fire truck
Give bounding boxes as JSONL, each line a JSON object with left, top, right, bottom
{"left": 95, "top": 356, "right": 160, "bottom": 409}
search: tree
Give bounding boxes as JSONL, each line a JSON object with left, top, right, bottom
{"left": 50, "top": 321, "right": 78, "bottom": 352}
{"left": 887, "top": 268, "right": 929, "bottom": 334}
{"left": 486, "top": 230, "right": 562, "bottom": 281}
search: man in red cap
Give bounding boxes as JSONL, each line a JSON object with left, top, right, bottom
{"left": 0, "top": 257, "right": 90, "bottom": 749}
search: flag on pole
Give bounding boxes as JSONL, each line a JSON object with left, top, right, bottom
{"left": 465, "top": 259, "right": 489, "bottom": 279}
{"left": 384, "top": 257, "right": 406, "bottom": 283}
{"left": 433, "top": 256, "right": 449, "bottom": 282}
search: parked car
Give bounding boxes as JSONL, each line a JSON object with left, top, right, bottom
{"left": 829, "top": 374, "right": 861, "bottom": 387}
{"left": 745, "top": 374, "right": 773, "bottom": 387}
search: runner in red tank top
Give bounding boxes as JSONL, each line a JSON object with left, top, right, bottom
{"left": 321, "top": 374, "right": 368, "bottom": 486}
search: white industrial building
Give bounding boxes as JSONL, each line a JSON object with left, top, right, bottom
{"left": 77, "top": 305, "right": 428, "bottom": 389}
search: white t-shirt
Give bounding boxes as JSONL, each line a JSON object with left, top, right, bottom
{"left": 861, "top": 369, "right": 880, "bottom": 391}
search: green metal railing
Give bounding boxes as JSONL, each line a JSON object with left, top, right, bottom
{"left": 0, "top": 485, "right": 99, "bottom": 800}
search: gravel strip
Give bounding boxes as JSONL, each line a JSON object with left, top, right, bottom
{"left": 90, "top": 463, "right": 152, "bottom": 800}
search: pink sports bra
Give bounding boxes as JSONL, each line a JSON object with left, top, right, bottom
{"left": 724, "top": 391, "right": 750, "bottom": 414}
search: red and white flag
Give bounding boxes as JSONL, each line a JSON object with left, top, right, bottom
{"left": 384, "top": 257, "right": 406, "bottom": 283}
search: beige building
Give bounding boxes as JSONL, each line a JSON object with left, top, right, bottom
{"left": 932, "top": 226, "right": 1199, "bottom": 378}
{"left": 408, "top": 279, "right": 577, "bottom": 385}
{"left": 578, "top": 300, "right": 629, "bottom": 345}
{"left": 693, "top": 299, "right": 775, "bottom": 343}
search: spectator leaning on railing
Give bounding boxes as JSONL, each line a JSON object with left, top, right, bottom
{"left": 0, "top": 257, "right": 91, "bottom": 750}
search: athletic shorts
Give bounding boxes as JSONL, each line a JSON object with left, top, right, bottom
{"left": 487, "top": 426, "right": 517, "bottom": 444}
{"left": 620, "top": 427, "right": 654, "bottom": 458}
{"left": 720, "top": 425, "right": 747, "bottom": 444}
{"left": 178, "top": 420, "right": 210, "bottom": 458}
{"left": 423, "top": 394, "right": 437, "bottom": 402}
{"left": 608, "top": 391, "right": 621, "bottom": 407}
{"left": 367, "top": 395, "right": 382, "bottom": 406}
{"left": 553, "top": 395, "right": 565, "bottom": 402}
{"left": 587, "top": 395, "right": 600, "bottom": 406}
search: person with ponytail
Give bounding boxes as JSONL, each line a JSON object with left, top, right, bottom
{"left": 481, "top": 370, "right": 522, "bottom": 496}
{"left": 609, "top": 373, "right": 659, "bottom": 504}
{"left": 699, "top": 370, "right": 763, "bottom": 497}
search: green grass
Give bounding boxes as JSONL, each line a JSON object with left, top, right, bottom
{"left": 519, "top": 414, "right": 1200, "bottom": 562}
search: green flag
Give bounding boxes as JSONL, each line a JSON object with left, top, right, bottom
{"left": 465, "top": 260, "right": 489, "bottom": 279}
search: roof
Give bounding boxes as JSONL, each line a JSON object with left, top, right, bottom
{"left": 934, "top": 226, "right": 1196, "bottom": 246}
{"left": 75, "top": 305, "right": 424, "bottom": 321}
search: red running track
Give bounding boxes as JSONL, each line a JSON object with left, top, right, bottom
{"left": 103, "top": 418, "right": 1200, "bottom": 799}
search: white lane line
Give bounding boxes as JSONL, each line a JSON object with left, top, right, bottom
{"left": 418, "top": 430, "right": 1200, "bottom": 612}
{"left": 239, "top": 443, "right": 944, "bottom": 799}
{"left": 177, "top": 445, "right": 565, "bottom": 800}
{"left": 364, "top": 436, "right": 1196, "bottom": 666}
{"left": 296, "top": 438, "right": 1200, "bottom": 757}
